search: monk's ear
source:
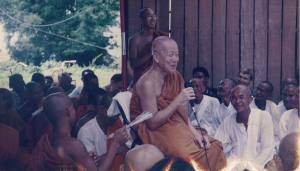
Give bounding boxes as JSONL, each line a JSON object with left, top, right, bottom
{"left": 65, "top": 107, "right": 71, "bottom": 117}
{"left": 119, "top": 164, "right": 124, "bottom": 171}
{"left": 153, "top": 51, "right": 159, "bottom": 63}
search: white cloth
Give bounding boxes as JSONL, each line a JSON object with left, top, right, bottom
{"left": 211, "top": 102, "right": 236, "bottom": 137}
{"left": 277, "top": 102, "right": 287, "bottom": 120}
{"left": 279, "top": 109, "right": 300, "bottom": 140}
{"left": 11, "top": 90, "right": 21, "bottom": 110}
{"left": 68, "top": 85, "right": 83, "bottom": 98}
{"left": 278, "top": 100, "right": 283, "bottom": 106}
{"left": 250, "top": 98, "right": 280, "bottom": 146}
{"left": 77, "top": 117, "right": 107, "bottom": 156}
{"left": 214, "top": 108, "right": 274, "bottom": 170}
{"left": 184, "top": 95, "right": 220, "bottom": 135}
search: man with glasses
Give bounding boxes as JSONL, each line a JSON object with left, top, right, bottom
{"left": 128, "top": 7, "right": 168, "bottom": 85}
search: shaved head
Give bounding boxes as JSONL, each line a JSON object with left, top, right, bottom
{"left": 25, "top": 81, "right": 40, "bottom": 93}
{"left": 231, "top": 85, "right": 253, "bottom": 113}
{"left": 278, "top": 132, "right": 299, "bottom": 170}
{"left": 123, "top": 144, "right": 164, "bottom": 171}
{"left": 231, "top": 84, "right": 251, "bottom": 97}
{"left": 47, "top": 86, "right": 64, "bottom": 96}
{"left": 282, "top": 77, "right": 298, "bottom": 86}
{"left": 152, "top": 36, "right": 177, "bottom": 54}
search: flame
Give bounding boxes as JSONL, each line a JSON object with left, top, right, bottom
{"left": 163, "top": 158, "right": 174, "bottom": 171}
{"left": 185, "top": 155, "right": 207, "bottom": 171}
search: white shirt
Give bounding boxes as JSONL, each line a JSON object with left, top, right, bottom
{"left": 68, "top": 85, "right": 83, "bottom": 98}
{"left": 211, "top": 102, "right": 236, "bottom": 137}
{"left": 279, "top": 109, "right": 300, "bottom": 140}
{"left": 77, "top": 117, "right": 107, "bottom": 156}
{"left": 214, "top": 108, "right": 274, "bottom": 170}
{"left": 277, "top": 102, "right": 287, "bottom": 119}
{"left": 184, "top": 95, "right": 220, "bottom": 135}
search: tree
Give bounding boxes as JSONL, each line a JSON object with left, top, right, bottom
{"left": 0, "top": 0, "right": 119, "bottom": 66}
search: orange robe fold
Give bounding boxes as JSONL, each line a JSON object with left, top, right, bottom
{"left": 132, "top": 31, "right": 169, "bottom": 85}
{"left": 106, "top": 119, "right": 124, "bottom": 171}
{"left": 75, "top": 105, "right": 90, "bottom": 121}
{"left": 0, "top": 108, "right": 27, "bottom": 132}
{"left": 26, "top": 120, "right": 53, "bottom": 154}
{"left": 130, "top": 71, "right": 227, "bottom": 171}
{"left": 28, "top": 132, "right": 85, "bottom": 171}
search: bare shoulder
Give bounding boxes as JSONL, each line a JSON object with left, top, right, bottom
{"left": 129, "top": 32, "right": 142, "bottom": 45}
{"left": 136, "top": 75, "right": 155, "bottom": 97}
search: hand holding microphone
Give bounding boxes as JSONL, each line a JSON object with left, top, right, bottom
{"left": 176, "top": 81, "right": 195, "bottom": 105}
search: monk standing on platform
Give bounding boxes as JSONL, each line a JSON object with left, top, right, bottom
{"left": 128, "top": 7, "right": 169, "bottom": 85}
{"left": 130, "top": 36, "right": 226, "bottom": 171}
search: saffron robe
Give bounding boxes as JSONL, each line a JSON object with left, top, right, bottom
{"left": 75, "top": 105, "right": 90, "bottom": 121}
{"left": 130, "top": 71, "right": 227, "bottom": 171}
{"left": 28, "top": 132, "right": 85, "bottom": 171}
{"left": 132, "top": 31, "right": 169, "bottom": 85}
{"left": 0, "top": 108, "right": 27, "bottom": 132}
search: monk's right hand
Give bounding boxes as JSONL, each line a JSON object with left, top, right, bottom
{"left": 177, "top": 87, "right": 195, "bottom": 105}
{"left": 113, "top": 126, "right": 130, "bottom": 146}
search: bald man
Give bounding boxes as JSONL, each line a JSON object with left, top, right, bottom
{"left": 183, "top": 77, "right": 220, "bottom": 136}
{"left": 278, "top": 83, "right": 298, "bottom": 118}
{"left": 120, "top": 144, "right": 164, "bottom": 171}
{"left": 250, "top": 81, "right": 280, "bottom": 147}
{"left": 130, "top": 36, "right": 226, "bottom": 171}
{"left": 28, "top": 93, "right": 129, "bottom": 171}
{"left": 17, "top": 81, "right": 44, "bottom": 124}
{"left": 274, "top": 132, "right": 299, "bottom": 171}
{"left": 278, "top": 77, "right": 298, "bottom": 106}
{"left": 26, "top": 86, "right": 64, "bottom": 153}
{"left": 215, "top": 85, "right": 274, "bottom": 170}
{"left": 279, "top": 86, "right": 300, "bottom": 140}
{"left": 211, "top": 78, "right": 237, "bottom": 136}
{"left": 128, "top": 8, "right": 169, "bottom": 85}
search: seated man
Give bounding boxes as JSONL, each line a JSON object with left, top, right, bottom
{"left": 130, "top": 36, "right": 226, "bottom": 171}
{"left": 26, "top": 86, "right": 64, "bottom": 154}
{"left": 211, "top": 78, "right": 237, "bottom": 136}
{"left": 237, "top": 68, "right": 256, "bottom": 97}
{"left": 279, "top": 86, "right": 300, "bottom": 140}
{"left": 192, "top": 67, "right": 219, "bottom": 101}
{"left": 214, "top": 85, "right": 274, "bottom": 170}
{"left": 78, "top": 93, "right": 129, "bottom": 171}
{"left": 278, "top": 77, "right": 298, "bottom": 105}
{"left": 250, "top": 81, "right": 280, "bottom": 146}
{"left": 274, "top": 132, "right": 299, "bottom": 171}
{"left": 58, "top": 72, "right": 76, "bottom": 95}
{"left": 0, "top": 88, "right": 27, "bottom": 132}
{"left": 31, "top": 73, "right": 45, "bottom": 96}
{"left": 9, "top": 73, "right": 26, "bottom": 109}
{"left": 44, "top": 75, "right": 53, "bottom": 95}
{"left": 28, "top": 93, "right": 129, "bottom": 171}
{"left": 278, "top": 83, "right": 298, "bottom": 117}
{"left": 72, "top": 87, "right": 107, "bottom": 137}
{"left": 121, "top": 144, "right": 164, "bottom": 171}
{"left": 102, "top": 73, "right": 123, "bottom": 93}
{"left": 69, "top": 69, "right": 95, "bottom": 98}
{"left": 183, "top": 78, "right": 220, "bottom": 135}
{"left": 17, "top": 81, "right": 44, "bottom": 124}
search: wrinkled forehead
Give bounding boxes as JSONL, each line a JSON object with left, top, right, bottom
{"left": 231, "top": 86, "right": 250, "bottom": 96}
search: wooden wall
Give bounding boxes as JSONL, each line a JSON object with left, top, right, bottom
{"left": 124, "top": 0, "right": 299, "bottom": 103}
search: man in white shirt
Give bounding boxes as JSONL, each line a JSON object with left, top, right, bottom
{"left": 215, "top": 85, "right": 274, "bottom": 171}
{"left": 184, "top": 77, "right": 220, "bottom": 135}
{"left": 250, "top": 81, "right": 280, "bottom": 147}
{"left": 277, "top": 83, "right": 297, "bottom": 117}
{"left": 211, "top": 78, "right": 237, "bottom": 136}
{"left": 278, "top": 77, "right": 298, "bottom": 106}
{"left": 69, "top": 69, "right": 94, "bottom": 98}
{"left": 279, "top": 86, "right": 300, "bottom": 140}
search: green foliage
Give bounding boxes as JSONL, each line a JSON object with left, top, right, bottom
{"left": 0, "top": 0, "right": 119, "bottom": 66}
{"left": 0, "top": 59, "right": 121, "bottom": 89}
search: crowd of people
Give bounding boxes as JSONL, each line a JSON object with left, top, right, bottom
{"left": 1, "top": 6, "right": 299, "bottom": 171}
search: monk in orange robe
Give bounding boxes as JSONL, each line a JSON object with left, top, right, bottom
{"left": 128, "top": 7, "right": 169, "bottom": 85}
{"left": 130, "top": 37, "right": 227, "bottom": 171}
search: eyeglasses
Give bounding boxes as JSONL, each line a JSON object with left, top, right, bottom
{"left": 146, "top": 14, "right": 157, "bottom": 19}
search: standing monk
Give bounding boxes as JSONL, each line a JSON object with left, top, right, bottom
{"left": 128, "top": 7, "right": 169, "bottom": 85}
{"left": 130, "top": 36, "right": 226, "bottom": 171}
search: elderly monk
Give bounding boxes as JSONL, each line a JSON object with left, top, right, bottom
{"left": 9, "top": 73, "right": 26, "bottom": 109}
{"left": 26, "top": 86, "right": 64, "bottom": 154}
{"left": 278, "top": 83, "right": 298, "bottom": 118}
{"left": 214, "top": 85, "right": 274, "bottom": 171}
{"left": 279, "top": 86, "right": 300, "bottom": 140}
{"left": 183, "top": 78, "right": 220, "bottom": 136}
{"left": 128, "top": 8, "right": 169, "bottom": 85}
{"left": 28, "top": 93, "right": 129, "bottom": 171}
{"left": 250, "top": 81, "right": 280, "bottom": 147}
{"left": 121, "top": 144, "right": 164, "bottom": 171}
{"left": 130, "top": 36, "right": 226, "bottom": 171}
{"left": 73, "top": 87, "right": 107, "bottom": 137}
{"left": 274, "top": 132, "right": 299, "bottom": 171}
{"left": 17, "top": 81, "right": 44, "bottom": 124}
{"left": 78, "top": 93, "right": 129, "bottom": 171}
{"left": 278, "top": 77, "right": 298, "bottom": 106}
{"left": 211, "top": 78, "right": 237, "bottom": 136}
{"left": 0, "top": 88, "right": 27, "bottom": 132}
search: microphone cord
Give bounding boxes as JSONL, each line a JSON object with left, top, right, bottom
{"left": 193, "top": 110, "right": 212, "bottom": 171}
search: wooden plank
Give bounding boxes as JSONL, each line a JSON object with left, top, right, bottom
{"left": 156, "top": 0, "right": 169, "bottom": 33}
{"left": 226, "top": 0, "right": 240, "bottom": 80}
{"left": 240, "top": 0, "right": 254, "bottom": 88}
{"left": 254, "top": 0, "right": 268, "bottom": 88}
{"left": 184, "top": 0, "right": 198, "bottom": 80}
{"left": 268, "top": 0, "right": 282, "bottom": 103}
{"left": 297, "top": 0, "right": 299, "bottom": 73}
{"left": 212, "top": 0, "right": 226, "bottom": 87}
{"left": 142, "top": 0, "right": 155, "bottom": 11}
{"left": 282, "top": 0, "right": 297, "bottom": 79}
{"left": 127, "top": 0, "right": 142, "bottom": 39}
{"left": 171, "top": 0, "right": 184, "bottom": 76}
{"left": 199, "top": 0, "right": 213, "bottom": 87}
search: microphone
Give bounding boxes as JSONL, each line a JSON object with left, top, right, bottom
{"left": 184, "top": 81, "right": 195, "bottom": 113}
